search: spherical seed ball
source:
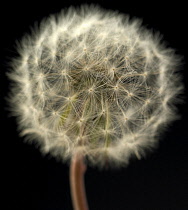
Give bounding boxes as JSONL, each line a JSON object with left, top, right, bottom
{"left": 7, "top": 5, "right": 182, "bottom": 167}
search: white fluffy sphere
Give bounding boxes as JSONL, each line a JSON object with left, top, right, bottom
{"left": 8, "top": 5, "right": 182, "bottom": 167}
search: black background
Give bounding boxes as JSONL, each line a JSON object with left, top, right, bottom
{"left": 1, "top": 0, "right": 188, "bottom": 210}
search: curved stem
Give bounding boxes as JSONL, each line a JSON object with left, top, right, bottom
{"left": 70, "top": 153, "right": 89, "bottom": 210}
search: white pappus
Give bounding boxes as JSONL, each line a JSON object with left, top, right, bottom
{"left": 7, "top": 4, "right": 183, "bottom": 168}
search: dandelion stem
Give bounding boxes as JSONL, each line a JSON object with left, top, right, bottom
{"left": 70, "top": 153, "right": 89, "bottom": 210}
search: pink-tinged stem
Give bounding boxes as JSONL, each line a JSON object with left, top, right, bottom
{"left": 70, "top": 154, "right": 89, "bottom": 210}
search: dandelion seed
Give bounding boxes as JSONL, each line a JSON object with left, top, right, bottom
{"left": 7, "top": 4, "right": 182, "bottom": 171}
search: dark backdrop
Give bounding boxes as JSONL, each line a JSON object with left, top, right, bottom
{"left": 1, "top": 1, "right": 187, "bottom": 210}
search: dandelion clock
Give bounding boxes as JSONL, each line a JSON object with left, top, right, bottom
{"left": 7, "top": 5, "right": 183, "bottom": 210}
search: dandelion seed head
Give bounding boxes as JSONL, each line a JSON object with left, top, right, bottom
{"left": 7, "top": 4, "right": 183, "bottom": 168}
